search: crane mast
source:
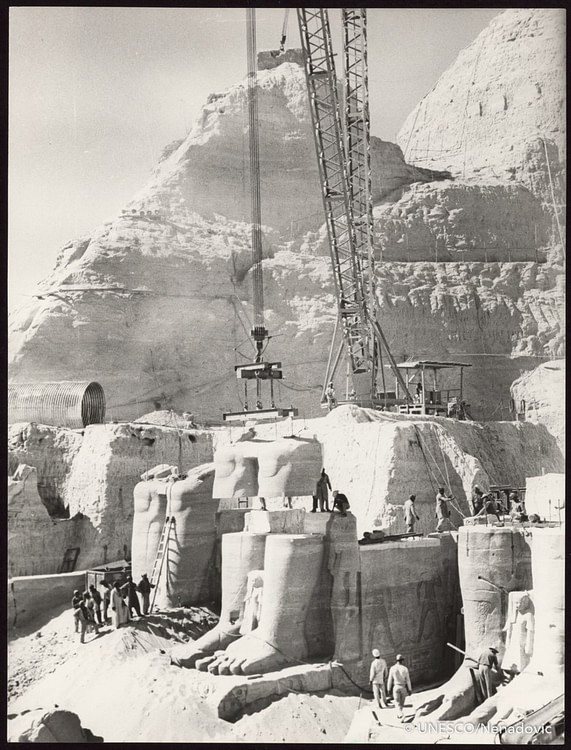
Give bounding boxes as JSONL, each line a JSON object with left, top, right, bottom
{"left": 223, "top": 9, "right": 297, "bottom": 423}
{"left": 297, "top": 8, "right": 411, "bottom": 405}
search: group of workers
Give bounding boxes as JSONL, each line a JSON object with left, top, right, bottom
{"left": 472, "top": 486, "right": 527, "bottom": 521}
{"left": 369, "top": 644, "right": 501, "bottom": 720}
{"left": 369, "top": 650, "right": 413, "bottom": 720}
{"left": 311, "top": 468, "right": 350, "bottom": 516}
{"left": 401, "top": 487, "right": 454, "bottom": 534}
{"left": 71, "top": 573, "right": 155, "bottom": 643}
{"left": 401, "top": 485, "right": 527, "bottom": 535}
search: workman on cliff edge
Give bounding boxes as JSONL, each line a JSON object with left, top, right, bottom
{"left": 313, "top": 468, "right": 332, "bottom": 512}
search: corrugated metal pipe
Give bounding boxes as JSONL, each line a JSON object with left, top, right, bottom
{"left": 8, "top": 381, "right": 106, "bottom": 428}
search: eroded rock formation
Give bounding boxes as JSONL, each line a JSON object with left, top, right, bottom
{"left": 8, "top": 420, "right": 214, "bottom": 573}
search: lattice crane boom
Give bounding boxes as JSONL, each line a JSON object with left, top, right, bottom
{"left": 297, "top": 8, "right": 412, "bottom": 404}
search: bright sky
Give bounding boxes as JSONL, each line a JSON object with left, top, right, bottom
{"left": 8, "top": 7, "right": 502, "bottom": 308}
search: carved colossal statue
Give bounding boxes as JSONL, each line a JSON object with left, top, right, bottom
{"left": 212, "top": 436, "right": 322, "bottom": 500}
{"left": 131, "top": 463, "right": 216, "bottom": 606}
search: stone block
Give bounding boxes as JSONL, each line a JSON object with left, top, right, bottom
{"left": 244, "top": 508, "right": 305, "bottom": 534}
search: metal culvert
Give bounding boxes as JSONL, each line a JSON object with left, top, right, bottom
{"left": 8, "top": 381, "right": 106, "bottom": 428}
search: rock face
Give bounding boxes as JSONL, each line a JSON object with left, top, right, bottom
{"left": 8, "top": 9, "right": 565, "bottom": 430}
{"left": 8, "top": 420, "right": 214, "bottom": 572}
{"left": 8, "top": 464, "right": 99, "bottom": 577}
{"left": 510, "top": 359, "right": 565, "bottom": 452}
{"left": 398, "top": 9, "right": 565, "bottom": 195}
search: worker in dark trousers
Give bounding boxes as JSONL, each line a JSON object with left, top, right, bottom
{"left": 471, "top": 486, "right": 485, "bottom": 515}
{"left": 332, "top": 490, "right": 350, "bottom": 516}
{"left": 121, "top": 575, "right": 143, "bottom": 618}
{"left": 476, "top": 646, "right": 500, "bottom": 700}
{"left": 315, "top": 468, "right": 332, "bottom": 512}
{"left": 137, "top": 573, "right": 155, "bottom": 615}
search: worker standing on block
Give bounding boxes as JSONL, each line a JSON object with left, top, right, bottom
{"left": 471, "top": 486, "right": 484, "bottom": 515}
{"left": 332, "top": 490, "right": 350, "bottom": 516}
{"left": 315, "top": 468, "right": 332, "bottom": 512}
{"left": 403, "top": 494, "right": 420, "bottom": 533}
{"left": 137, "top": 573, "right": 155, "bottom": 615}
{"left": 435, "top": 487, "right": 452, "bottom": 532}
{"left": 369, "top": 649, "right": 388, "bottom": 708}
{"left": 387, "top": 654, "right": 412, "bottom": 720}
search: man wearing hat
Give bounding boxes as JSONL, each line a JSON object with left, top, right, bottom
{"left": 387, "top": 654, "right": 412, "bottom": 719}
{"left": 369, "top": 649, "right": 388, "bottom": 708}
{"left": 476, "top": 646, "right": 500, "bottom": 700}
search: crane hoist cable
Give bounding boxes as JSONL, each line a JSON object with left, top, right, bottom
{"left": 246, "top": 8, "right": 265, "bottom": 364}
{"left": 279, "top": 9, "right": 289, "bottom": 53}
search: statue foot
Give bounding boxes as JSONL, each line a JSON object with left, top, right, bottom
{"left": 169, "top": 622, "right": 240, "bottom": 669}
{"left": 205, "top": 630, "right": 300, "bottom": 676}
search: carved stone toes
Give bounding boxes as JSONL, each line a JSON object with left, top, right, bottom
{"left": 195, "top": 655, "right": 216, "bottom": 671}
{"left": 229, "top": 659, "right": 245, "bottom": 675}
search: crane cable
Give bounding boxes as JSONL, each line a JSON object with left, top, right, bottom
{"left": 246, "top": 9, "right": 264, "bottom": 330}
{"left": 279, "top": 9, "right": 289, "bottom": 53}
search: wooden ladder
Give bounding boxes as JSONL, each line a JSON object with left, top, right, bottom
{"left": 148, "top": 479, "right": 176, "bottom": 612}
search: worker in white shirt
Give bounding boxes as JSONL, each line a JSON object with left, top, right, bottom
{"left": 369, "top": 648, "right": 388, "bottom": 708}
{"left": 387, "top": 653, "right": 412, "bottom": 720}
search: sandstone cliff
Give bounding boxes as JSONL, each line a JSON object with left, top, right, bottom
{"left": 8, "top": 9, "right": 565, "bottom": 427}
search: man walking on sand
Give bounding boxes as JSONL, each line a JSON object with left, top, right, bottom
{"left": 369, "top": 649, "right": 388, "bottom": 708}
{"left": 387, "top": 654, "right": 412, "bottom": 720}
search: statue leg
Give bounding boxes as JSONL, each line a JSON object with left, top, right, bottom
{"left": 170, "top": 532, "right": 267, "bottom": 668}
{"left": 206, "top": 534, "right": 325, "bottom": 675}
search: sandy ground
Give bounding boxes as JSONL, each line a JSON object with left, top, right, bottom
{"left": 8, "top": 604, "right": 363, "bottom": 743}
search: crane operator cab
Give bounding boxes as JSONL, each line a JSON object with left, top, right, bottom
{"left": 395, "top": 360, "right": 472, "bottom": 420}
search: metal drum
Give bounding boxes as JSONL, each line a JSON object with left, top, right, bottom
{"left": 8, "top": 381, "right": 106, "bottom": 428}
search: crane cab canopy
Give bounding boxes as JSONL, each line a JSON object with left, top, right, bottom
{"left": 395, "top": 360, "right": 472, "bottom": 419}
